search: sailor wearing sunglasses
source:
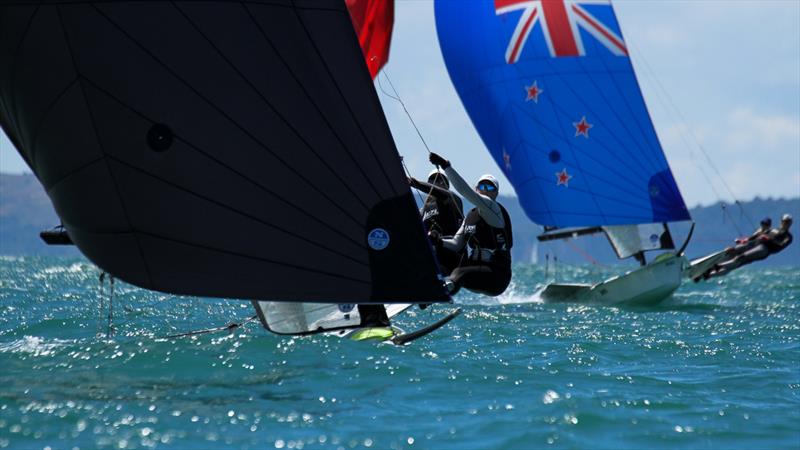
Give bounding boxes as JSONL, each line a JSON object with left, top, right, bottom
{"left": 428, "top": 152, "right": 513, "bottom": 296}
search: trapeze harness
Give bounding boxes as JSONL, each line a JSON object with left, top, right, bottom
{"left": 420, "top": 190, "right": 463, "bottom": 237}
{"left": 411, "top": 178, "right": 465, "bottom": 275}
{"left": 447, "top": 203, "right": 513, "bottom": 296}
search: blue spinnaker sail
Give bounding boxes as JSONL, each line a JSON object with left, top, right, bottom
{"left": 435, "top": 0, "right": 690, "bottom": 228}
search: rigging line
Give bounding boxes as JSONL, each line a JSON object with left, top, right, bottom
{"left": 381, "top": 68, "right": 432, "bottom": 154}
{"left": 163, "top": 315, "right": 259, "bottom": 339}
{"left": 79, "top": 76, "right": 367, "bottom": 247}
{"left": 564, "top": 239, "right": 605, "bottom": 267}
{"left": 172, "top": 2, "right": 383, "bottom": 204}
{"left": 628, "top": 41, "right": 755, "bottom": 229}
{"left": 56, "top": 4, "right": 156, "bottom": 289}
{"left": 379, "top": 68, "right": 464, "bottom": 228}
{"left": 377, "top": 70, "right": 433, "bottom": 210}
{"left": 627, "top": 46, "right": 746, "bottom": 233}
{"left": 400, "top": 156, "right": 427, "bottom": 214}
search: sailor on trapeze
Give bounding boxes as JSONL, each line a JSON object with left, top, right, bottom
{"left": 703, "top": 213, "right": 793, "bottom": 279}
{"left": 425, "top": 152, "right": 513, "bottom": 296}
{"left": 409, "top": 169, "right": 465, "bottom": 275}
{"left": 739, "top": 217, "right": 773, "bottom": 245}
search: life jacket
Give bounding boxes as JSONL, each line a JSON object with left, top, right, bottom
{"left": 463, "top": 203, "right": 513, "bottom": 266}
{"left": 421, "top": 195, "right": 463, "bottom": 236}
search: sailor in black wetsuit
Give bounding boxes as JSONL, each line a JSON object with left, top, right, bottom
{"left": 427, "top": 152, "right": 513, "bottom": 297}
{"left": 728, "top": 217, "right": 772, "bottom": 252}
{"left": 409, "top": 169, "right": 465, "bottom": 274}
{"left": 708, "top": 214, "right": 793, "bottom": 278}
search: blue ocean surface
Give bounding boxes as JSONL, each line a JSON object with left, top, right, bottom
{"left": 0, "top": 256, "right": 798, "bottom": 449}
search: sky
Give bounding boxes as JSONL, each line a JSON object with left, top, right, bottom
{"left": 1, "top": 0, "right": 799, "bottom": 208}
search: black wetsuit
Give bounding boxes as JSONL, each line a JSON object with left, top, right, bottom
{"left": 410, "top": 178, "right": 465, "bottom": 274}
{"left": 436, "top": 165, "right": 513, "bottom": 297}
{"left": 710, "top": 230, "right": 792, "bottom": 278}
{"left": 357, "top": 304, "right": 390, "bottom": 327}
{"left": 448, "top": 204, "right": 513, "bottom": 296}
{"left": 764, "top": 230, "right": 793, "bottom": 254}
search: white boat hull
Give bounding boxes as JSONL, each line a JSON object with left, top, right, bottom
{"left": 540, "top": 254, "right": 686, "bottom": 306}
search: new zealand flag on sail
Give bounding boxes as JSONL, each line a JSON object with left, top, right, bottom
{"left": 435, "top": 0, "right": 690, "bottom": 228}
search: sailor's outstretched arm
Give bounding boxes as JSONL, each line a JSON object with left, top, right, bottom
{"left": 442, "top": 222, "right": 468, "bottom": 252}
{"left": 408, "top": 177, "right": 453, "bottom": 201}
{"left": 442, "top": 166, "right": 504, "bottom": 228}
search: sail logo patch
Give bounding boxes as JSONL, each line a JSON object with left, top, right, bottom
{"left": 338, "top": 304, "right": 355, "bottom": 313}
{"left": 367, "top": 228, "right": 390, "bottom": 250}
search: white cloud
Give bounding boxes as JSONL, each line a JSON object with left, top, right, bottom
{"left": 723, "top": 107, "right": 800, "bottom": 153}
{"left": 659, "top": 106, "right": 800, "bottom": 206}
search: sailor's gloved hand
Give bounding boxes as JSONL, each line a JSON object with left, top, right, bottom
{"left": 429, "top": 152, "right": 450, "bottom": 169}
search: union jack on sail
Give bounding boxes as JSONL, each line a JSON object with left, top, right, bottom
{"left": 495, "top": 0, "right": 628, "bottom": 63}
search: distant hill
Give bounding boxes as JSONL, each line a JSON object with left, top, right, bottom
{"left": 526, "top": 197, "right": 799, "bottom": 267}
{"left": 1, "top": 172, "right": 798, "bottom": 265}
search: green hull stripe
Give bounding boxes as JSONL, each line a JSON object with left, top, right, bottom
{"left": 350, "top": 327, "right": 395, "bottom": 341}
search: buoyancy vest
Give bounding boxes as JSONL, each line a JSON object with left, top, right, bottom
{"left": 421, "top": 195, "right": 463, "bottom": 236}
{"left": 463, "top": 203, "right": 513, "bottom": 266}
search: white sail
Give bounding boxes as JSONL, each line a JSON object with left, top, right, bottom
{"left": 602, "top": 223, "right": 674, "bottom": 259}
{"left": 252, "top": 301, "right": 411, "bottom": 335}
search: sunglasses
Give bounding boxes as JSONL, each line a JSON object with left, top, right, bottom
{"left": 477, "top": 183, "right": 497, "bottom": 192}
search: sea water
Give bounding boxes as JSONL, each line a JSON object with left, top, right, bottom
{"left": 0, "top": 256, "right": 798, "bottom": 450}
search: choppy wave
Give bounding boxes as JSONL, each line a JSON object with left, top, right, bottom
{"left": 0, "top": 257, "right": 798, "bottom": 449}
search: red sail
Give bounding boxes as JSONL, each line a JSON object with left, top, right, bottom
{"left": 346, "top": 0, "right": 394, "bottom": 78}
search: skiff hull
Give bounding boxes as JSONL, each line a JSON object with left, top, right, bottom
{"left": 540, "top": 254, "right": 686, "bottom": 306}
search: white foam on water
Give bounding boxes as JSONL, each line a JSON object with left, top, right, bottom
{"left": 0, "top": 336, "right": 73, "bottom": 357}
{"left": 496, "top": 282, "right": 546, "bottom": 305}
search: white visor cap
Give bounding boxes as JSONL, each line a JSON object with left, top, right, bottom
{"left": 476, "top": 174, "right": 499, "bottom": 190}
{"left": 427, "top": 168, "right": 449, "bottom": 186}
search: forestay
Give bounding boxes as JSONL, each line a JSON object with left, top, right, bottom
{"left": 0, "top": 1, "right": 447, "bottom": 304}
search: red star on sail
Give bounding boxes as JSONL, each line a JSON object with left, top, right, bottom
{"left": 573, "top": 116, "right": 593, "bottom": 138}
{"left": 525, "top": 81, "right": 543, "bottom": 103}
{"left": 503, "top": 148, "right": 512, "bottom": 170}
{"left": 556, "top": 168, "right": 572, "bottom": 187}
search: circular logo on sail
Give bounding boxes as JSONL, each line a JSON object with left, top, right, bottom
{"left": 650, "top": 233, "right": 660, "bottom": 243}
{"left": 367, "top": 228, "right": 390, "bottom": 250}
{"left": 338, "top": 304, "right": 355, "bottom": 313}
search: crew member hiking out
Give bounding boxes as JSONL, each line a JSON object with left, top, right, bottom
{"left": 738, "top": 217, "right": 772, "bottom": 246}
{"left": 706, "top": 213, "right": 793, "bottom": 279}
{"left": 409, "top": 169, "right": 465, "bottom": 275}
{"left": 427, "top": 152, "right": 513, "bottom": 297}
